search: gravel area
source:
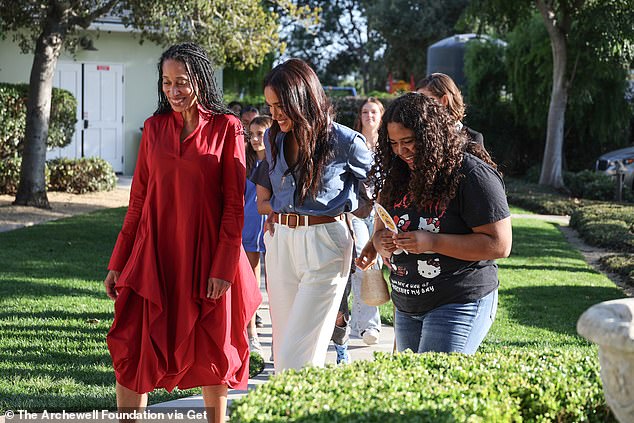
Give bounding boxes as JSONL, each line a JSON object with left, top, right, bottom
{"left": 0, "top": 188, "right": 130, "bottom": 232}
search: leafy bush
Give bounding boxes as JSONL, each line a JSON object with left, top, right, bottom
{"left": 0, "top": 155, "right": 22, "bottom": 195}
{"left": 505, "top": 177, "right": 595, "bottom": 215}
{"left": 564, "top": 170, "right": 617, "bottom": 201}
{"left": 0, "top": 155, "right": 53, "bottom": 195}
{"left": 47, "top": 158, "right": 116, "bottom": 194}
{"left": 0, "top": 83, "right": 77, "bottom": 160}
{"left": 599, "top": 254, "right": 634, "bottom": 287}
{"left": 249, "top": 353, "right": 265, "bottom": 378}
{"left": 230, "top": 350, "right": 612, "bottom": 422}
{"left": 570, "top": 204, "right": 634, "bottom": 252}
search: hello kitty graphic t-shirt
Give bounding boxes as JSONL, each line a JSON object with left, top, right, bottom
{"left": 387, "top": 153, "right": 510, "bottom": 315}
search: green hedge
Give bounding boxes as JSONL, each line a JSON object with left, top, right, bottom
{"left": 599, "top": 254, "right": 634, "bottom": 287}
{"left": 230, "top": 350, "right": 612, "bottom": 422}
{"left": 565, "top": 170, "right": 634, "bottom": 202}
{"left": 0, "top": 83, "right": 77, "bottom": 160}
{"left": 0, "top": 155, "right": 24, "bottom": 195}
{"left": 249, "top": 352, "right": 265, "bottom": 378}
{"left": 505, "top": 177, "right": 594, "bottom": 215}
{"left": 0, "top": 157, "right": 116, "bottom": 195}
{"left": 47, "top": 158, "right": 117, "bottom": 194}
{"left": 570, "top": 204, "right": 634, "bottom": 253}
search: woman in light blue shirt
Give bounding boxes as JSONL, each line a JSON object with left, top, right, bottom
{"left": 253, "top": 58, "right": 372, "bottom": 372}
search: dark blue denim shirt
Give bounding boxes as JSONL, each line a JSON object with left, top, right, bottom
{"left": 254, "top": 122, "right": 372, "bottom": 216}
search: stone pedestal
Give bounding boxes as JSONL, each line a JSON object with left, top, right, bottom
{"left": 577, "top": 298, "right": 634, "bottom": 423}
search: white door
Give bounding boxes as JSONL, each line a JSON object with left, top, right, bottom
{"left": 83, "top": 63, "right": 124, "bottom": 172}
{"left": 47, "top": 62, "right": 124, "bottom": 172}
{"left": 50, "top": 63, "right": 82, "bottom": 160}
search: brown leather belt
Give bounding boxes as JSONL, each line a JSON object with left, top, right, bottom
{"left": 273, "top": 213, "right": 345, "bottom": 229}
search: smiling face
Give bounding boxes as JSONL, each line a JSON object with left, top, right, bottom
{"left": 161, "top": 59, "right": 198, "bottom": 113}
{"left": 264, "top": 86, "right": 293, "bottom": 133}
{"left": 249, "top": 123, "right": 267, "bottom": 152}
{"left": 388, "top": 122, "right": 416, "bottom": 170}
{"left": 361, "top": 102, "right": 382, "bottom": 132}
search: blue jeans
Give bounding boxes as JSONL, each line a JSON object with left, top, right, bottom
{"left": 394, "top": 288, "right": 498, "bottom": 354}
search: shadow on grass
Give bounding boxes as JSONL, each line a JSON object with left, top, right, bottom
{"left": 508, "top": 222, "right": 580, "bottom": 260}
{"left": 0, "top": 278, "right": 105, "bottom": 300}
{"left": 501, "top": 285, "right": 622, "bottom": 336}
{"left": 501, "top": 263, "right": 601, "bottom": 274}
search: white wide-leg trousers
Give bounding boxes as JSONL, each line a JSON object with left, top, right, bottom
{"left": 264, "top": 220, "right": 353, "bottom": 373}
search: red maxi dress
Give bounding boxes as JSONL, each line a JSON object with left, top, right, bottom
{"left": 107, "top": 106, "right": 261, "bottom": 393}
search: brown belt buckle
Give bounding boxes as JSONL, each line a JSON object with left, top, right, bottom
{"left": 283, "top": 213, "right": 301, "bottom": 228}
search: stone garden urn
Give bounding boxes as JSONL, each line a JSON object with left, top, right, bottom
{"left": 577, "top": 298, "right": 634, "bottom": 423}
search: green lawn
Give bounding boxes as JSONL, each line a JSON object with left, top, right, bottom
{"left": 0, "top": 209, "right": 625, "bottom": 412}
{"left": 508, "top": 204, "right": 533, "bottom": 214}
{"left": 0, "top": 208, "right": 198, "bottom": 413}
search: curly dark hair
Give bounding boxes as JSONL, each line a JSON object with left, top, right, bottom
{"left": 371, "top": 92, "right": 467, "bottom": 210}
{"left": 155, "top": 43, "right": 231, "bottom": 116}
{"left": 263, "top": 59, "right": 335, "bottom": 204}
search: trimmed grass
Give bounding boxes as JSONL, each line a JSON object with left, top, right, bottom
{"left": 0, "top": 210, "right": 625, "bottom": 413}
{"left": 508, "top": 205, "right": 533, "bottom": 214}
{"left": 486, "top": 218, "right": 623, "bottom": 351}
{"left": 0, "top": 208, "right": 198, "bottom": 413}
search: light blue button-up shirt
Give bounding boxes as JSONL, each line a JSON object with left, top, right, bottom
{"left": 254, "top": 122, "right": 372, "bottom": 216}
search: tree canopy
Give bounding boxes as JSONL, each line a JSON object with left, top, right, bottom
{"left": 467, "top": 0, "right": 634, "bottom": 188}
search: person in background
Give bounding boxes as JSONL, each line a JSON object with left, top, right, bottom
{"left": 416, "top": 73, "right": 484, "bottom": 146}
{"left": 104, "top": 42, "right": 260, "bottom": 423}
{"left": 347, "top": 97, "right": 385, "bottom": 345}
{"left": 358, "top": 92, "right": 511, "bottom": 355}
{"left": 243, "top": 115, "right": 272, "bottom": 357}
{"left": 228, "top": 100, "right": 243, "bottom": 115}
{"left": 240, "top": 106, "right": 260, "bottom": 132}
{"left": 253, "top": 58, "right": 372, "bottom": 373}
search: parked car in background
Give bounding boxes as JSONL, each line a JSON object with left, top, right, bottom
{"left": 595, "top": 146, "right": 634, "bottom": 191}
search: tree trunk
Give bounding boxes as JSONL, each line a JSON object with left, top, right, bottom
{"left": 14, "top": 27, "right": 63, "bottom": 208}
{"left": 537, "top": 1, "right": 568, "bottom": 189}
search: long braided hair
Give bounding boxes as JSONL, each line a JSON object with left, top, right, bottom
{"left": 155, "top": 42, "right": 231, "bottom": 116}
{"left": 263, "top": 59, "right": 335, "bottom": 204}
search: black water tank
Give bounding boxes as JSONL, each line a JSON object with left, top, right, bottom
{"left": 427, "top": 34, "right": 506, "bottom": 89}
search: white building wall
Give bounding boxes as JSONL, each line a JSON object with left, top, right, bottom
{"left": 0, "top": 32, "right": 223, "bottom": 175}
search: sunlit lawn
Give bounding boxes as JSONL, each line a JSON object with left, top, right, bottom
{"left": 0, "top": 208, "right": 624, "bottom": 412}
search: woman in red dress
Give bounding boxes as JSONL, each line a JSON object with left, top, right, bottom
{"left": 103, "top": 43, "right": 261, "bottom": 422}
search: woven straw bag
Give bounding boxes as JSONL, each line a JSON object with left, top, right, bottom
{"left": 360, "top": 268, "right": 390, "bottom": 306}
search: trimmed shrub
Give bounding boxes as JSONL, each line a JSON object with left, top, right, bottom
{"left": 599, "top": 254, "right": 634, "bottom": 287}
{"left": 0, "top": 155, "right": 53, "bottom": 195}
{"left": 249, "top": 353, "right": 265, "bottom": 378}
{"left": 230, "top": 350, "right": 612, "bottom": 422}
{"left": 505, "top": 177, "right": 595, "bottom": 215}
{"left": 570, "top": 204, "right": 634, "bottom": 252}
{"left": 0, "top": 155, "right": 22, "bottom": 195}
{"left": 47, "top": 158, "right": 116, "bottom": 194}
{"left": 0, "top": 83, "right": 77, "bottom": 160}
{"left": 564, "top": 170, "right": 628, "bottom": 202}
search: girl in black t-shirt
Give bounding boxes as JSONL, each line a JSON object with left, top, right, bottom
{"left": 357, "top": 93, "right": 512, "bottom": 354}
